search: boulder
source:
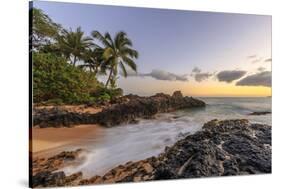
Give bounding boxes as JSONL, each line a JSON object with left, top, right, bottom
{"left": 172, "top": 91, "right": 183, "bottom": 99}
{"left": 31, "top": 149, "right": 84, "bottom": 187}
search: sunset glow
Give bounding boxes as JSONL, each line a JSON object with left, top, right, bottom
{"left": 34, "top": 1, "right": 271, "bottom": 97}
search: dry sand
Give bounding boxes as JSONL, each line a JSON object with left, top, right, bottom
{"left": 31, "top": 124, "right": 104, "bottom": 157}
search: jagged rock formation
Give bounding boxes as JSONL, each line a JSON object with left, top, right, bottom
{"left": 79, "top": 119, "right": 271, "bottom": 184}
{"left": 249, "top": 111, "right": 271, "bottom": 115}
{"left": 33, "top": 91, "right": 205, "bottom": 128}
{"left": 31, "top": 149, "right": 85, "bottom": 187}
{"left": 31, "top": 119, "right": 271, "bottom": 187}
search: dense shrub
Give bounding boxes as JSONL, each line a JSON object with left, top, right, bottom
{"left": 90, "top": 87, "right": 123, "bottom": 103}
{"left": 33, "top": 52, "right": 100, "bottom": 104}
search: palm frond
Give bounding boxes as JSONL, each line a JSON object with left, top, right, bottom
{"left": 114, "top": 31, "right": 127, "bottom": 49}
{"left": 91, "top": 31, "right": 111, "bottom": 48}
{"left": 120, "top": 47, "right": 139, "bottom": 58}
{"left": 120, "top": 38, "right": 132, "bottom": 47}
{"left": 121, "top": 56, "right": 137, "bottom": 71}
{"left": 104, "top": 32, "right": 115, "bottom": 48}
{"left": 119, "top": 62, "right": 128, "bottom": 77}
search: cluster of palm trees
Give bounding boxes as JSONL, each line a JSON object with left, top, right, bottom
{"left": 53, "top": 27, "right": 139, "bottom": 88}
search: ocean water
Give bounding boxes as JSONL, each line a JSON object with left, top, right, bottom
{"left": 60, "top": 97, "right": 271, "bottom": 177}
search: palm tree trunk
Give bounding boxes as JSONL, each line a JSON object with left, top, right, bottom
{"left": 73, "top": 55, "right": 77, "bottom": 66}
{"left": 105, "top": 68, "right": 113, "bottom": 87}
{"left": 93, "top": 67, "right": 98, "bottom": 76}
{"left": 94, "top": 65, "right": 98, "bottom": 75}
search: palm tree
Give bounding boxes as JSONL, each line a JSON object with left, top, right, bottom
{"left": 79, "top": 47, "right": 105, "bottom": 75}
{"left": 31, "top": 8, "right": 61, "bottom": 51}
{"left": 91, "top": 31, "right": 139, "bottom": 87}
{"left": 57, "top": 27, "right": 92, "bottom": 66}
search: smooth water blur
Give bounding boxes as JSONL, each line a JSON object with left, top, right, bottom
{"left": 60, "top": 97, "right": 271, "bottom": 177}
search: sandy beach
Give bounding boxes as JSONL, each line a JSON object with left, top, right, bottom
{"left": 31, "top": 124, "right": 104, "bottom": 157}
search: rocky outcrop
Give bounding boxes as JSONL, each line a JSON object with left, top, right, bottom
{"left": 93, "top": 91, "right": 205, "bottom": 127}
{"left": 31, "top": 119, "right": 271, "bottom": 187}
{"left": 31, "top": 149, "right": 84, "bottom": 187}
{"left": 80, "top": 119, "right": 271, "bottom": 184}
{"left": 33, "top": 91, "right": 205, "bottom": 128}
{"left": 249, "top": 111, "right": 271, "bottom": 115}
{"left": 33, "top": 108, "right": 97, "bottom": 128}
{"left": 32, "top": 171, "right": 82, "bottom": 188}
{"left": 32, "top": 149, "right": 84, "bottom": 175}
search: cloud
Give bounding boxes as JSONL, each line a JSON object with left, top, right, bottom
{"left": 251, "top": 57, "right": 263, "bottom": 63}
{"left": 247, "top": 55, "right": 266, "bottom": 63}
{"left": 264, "top": 58, "right": 272, "bottom": 62}
{"left": 247, "top": 55, "right": 257, "bottom": 59}
{"left": 194, "top": 72, "right": 213, "bottom": 82}
{"left": 191, "top": 67, "right": 213, "bottom": 82}
{"left": 192, "top": 67, "right": 201, "bottom": 73}
{"left": 140, "top": 69, "right": 188, "bottom": 81}
{"left": 236, "top": 71, "right": 271, "bottom": 87}
{"left": 257, "top": 67, "right": 266, "bottom": 72}
{"left": 216, "top": 70, "right": 247, "bottom": 83}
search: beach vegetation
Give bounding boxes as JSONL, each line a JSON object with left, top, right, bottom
{"left": 31, "top": 8, "right": 138, "bottom": 104}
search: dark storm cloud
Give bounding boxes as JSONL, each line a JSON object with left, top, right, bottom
{"left": 216, "top": 70, "right": 247, "bottom": 83}
{"left": 236, "top": 71, "right": 271, "bottom": 87}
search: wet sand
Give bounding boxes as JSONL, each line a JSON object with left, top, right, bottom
{"left": 31, "top": 124, "right": 104, "bottom": 158}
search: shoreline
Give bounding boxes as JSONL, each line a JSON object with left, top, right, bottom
{"left": 31, "top": 124, "right": 103, "bottom": 158}
{"left": 30, "top": 92, "right": 272, "bottom": 187}
{"left": 33, "top": 91, "right": 206, "bottom": 128}
{"left": 31, "top": 119, "right": 272, "bottom": 187}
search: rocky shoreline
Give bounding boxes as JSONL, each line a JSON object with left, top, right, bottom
{"left": 248, "top": 111, "right": 271, "bottom": 116}
{"left": 31, "top": 119, "right": 271, "bottom": 187}
{"left": 31, "top": 149, "right": 85, "bottom": 187}
{"left": 33, "top": 91, "right": 205, "bottom": 128}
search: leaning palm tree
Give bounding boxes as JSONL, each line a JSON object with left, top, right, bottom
{"left": 91, "top": 31, "right": 139, "bottom": 87}
{"left": 57, "top": 27, "right": 92, "bottom": 66}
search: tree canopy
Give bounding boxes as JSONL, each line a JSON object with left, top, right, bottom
{"left": 31, "top": 8, "right": 138, "bottom": 104}
{"left": 31, "top": 8, "right": 61, "bottom": 50}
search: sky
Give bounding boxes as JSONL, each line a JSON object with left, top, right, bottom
{"left": 33, "top": 1, "right": 272, "bottom": 97}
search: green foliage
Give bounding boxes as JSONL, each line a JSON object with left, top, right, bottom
{"left": 45, "top": 98, "right": 64, "bottom": 105}
{"left": 33, "top": 52, "right": 100, "bottom": 104}
{"left": 91, "top": 31, "right": 139, "bottom": 87}
{"left": 31, "top": 8, "right": 139, "bottom": 104}
{"left": 98, "top": 93, "right": 111, "bottom": 102}
{"left": 90, "top": 87, "right": 124, "bottom": 102}
{"left": 57, "top": 27, "right": 92, "bottom": 65}
{"left": 31, "top": 8, "right": 61, "bottom": 50}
